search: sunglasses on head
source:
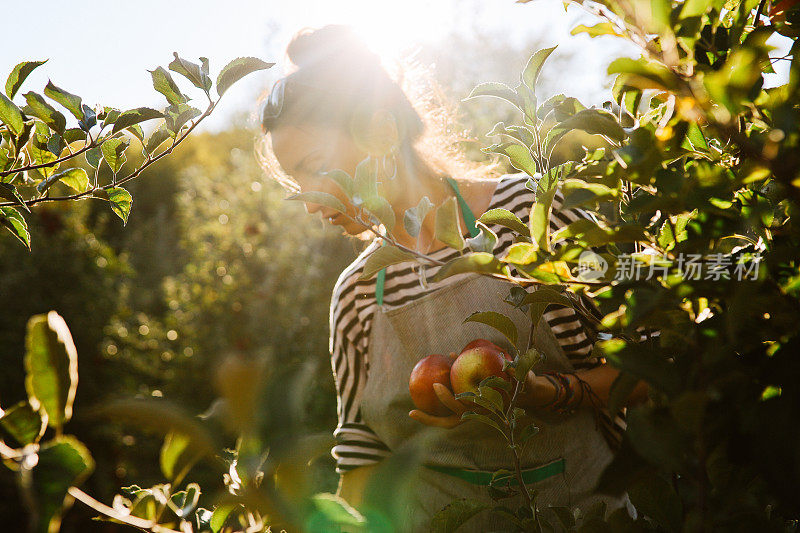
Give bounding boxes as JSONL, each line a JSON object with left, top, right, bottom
{"left": 261, "top": 77, "right": 287, "bottom": 128}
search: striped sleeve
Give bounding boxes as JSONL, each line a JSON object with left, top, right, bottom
{"left": 329, "top": 244, "right": 391, "bottom": 474}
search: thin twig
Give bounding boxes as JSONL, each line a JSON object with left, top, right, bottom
{"left": 67, "top": 487, "right": 182, "bottom": 533}
{"left": 0, "top": 100, "right": 217, "bottom": 208}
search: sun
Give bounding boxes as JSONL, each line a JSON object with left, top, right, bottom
{"left": 318, "top": 0, "right": 458, "bottom": 67}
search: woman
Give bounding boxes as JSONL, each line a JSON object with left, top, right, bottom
{"left": 257, "top": 24, "right": 648, "bottom": 531}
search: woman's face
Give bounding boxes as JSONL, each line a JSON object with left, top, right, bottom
{"left": 270, "top": 123, "right": 371, "bottom": 235}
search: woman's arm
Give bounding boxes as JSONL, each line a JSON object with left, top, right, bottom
{"left": 336, "top": 463, "right": 379, "bottom": 509}
{"left": 519, "top": 362, "right": 650, "bottom": 411}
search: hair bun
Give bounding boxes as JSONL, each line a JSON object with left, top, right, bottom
{"left": 286, "top": 24, "right": 380, "bottom": 70}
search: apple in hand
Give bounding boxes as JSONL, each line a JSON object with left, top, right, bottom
{"left": 450, "top": 339, "right": 513, "bottom": 402}
{"left": 409, "top": 353, "right": 455, "bottom": 416}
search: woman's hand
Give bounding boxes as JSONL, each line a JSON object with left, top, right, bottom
{"left": 409, "top": 382, "right": 468, "bottom": 429}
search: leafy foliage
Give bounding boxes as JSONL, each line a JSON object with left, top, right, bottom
{"left": 0, "top": 52, "right": 271, "bottom": 248}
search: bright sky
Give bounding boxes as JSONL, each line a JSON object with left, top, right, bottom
{"left": 0, "top": 1, "right": 790, "bottom": 133}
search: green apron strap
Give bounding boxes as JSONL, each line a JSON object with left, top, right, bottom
{"left": 375, "top": 241, "right": 387, "bottom": 306}
{"left": 375, "top": 178, "right": 478, "bottom": 306}
{"left": 445, "top": 177, "right": 480, "bottom": 239}
{"left": 423, "top": 457, "right": 565, "bottom": 486}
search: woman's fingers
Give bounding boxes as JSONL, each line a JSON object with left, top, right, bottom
{"left": 409, "top": 409, "right": 462, "bottom": 429}
{"left": 433, "top": 383, "right": 467, "bottom": 415}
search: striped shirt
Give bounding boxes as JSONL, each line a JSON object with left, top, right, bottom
{"left": 328, "top": 172, "right": 627, "bottom": 474}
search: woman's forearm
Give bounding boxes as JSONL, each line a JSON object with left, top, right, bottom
{"left": 336, "top": 462, "right": 379, "bottom": 509}
{"left": 519, "top": 363, "right": 649, "bottom": 412}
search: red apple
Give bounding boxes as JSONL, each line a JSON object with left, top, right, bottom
{"left": 450, "top": 339, "right": 514, "bottom": 403}
{"left": 409, "top": 353, "right": 454, "bottom": 416}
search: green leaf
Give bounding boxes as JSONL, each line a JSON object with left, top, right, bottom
{"left": 522, "top": 46, "right": 557, "bottom": 91}
{"left": 612, "top": 75, "right": 643, "bottom": 116}
{"left": 149, "top": 66, "right": 188, "bottom": 106}
{"left": 459, "top": 391, "right": 504, "bottom": 415}
{"left": 31, "top": 435, "right": 94, "bottom": 533}
{"left": 435, "top": 196, "right": 466, "bottom": 251}
{"left": 321, "top": 168, "right": 356, "bottom": 199}
{"left": 145, "top": 124, "right": 172, "bottom": 154}
{"left": 37, "top": 167, "right": 89, "bottom": 195}
{"left": 24, "top": 311, "right": 78, "bottom": 430}
{"left": 462, "top": 82, "right": 520, "bottom": 109}
{"left": 680, "top": 0, "right": 711, "bottom": 18}
{"left": 627, "top": 475, "right": 682, "bottom": 532}
{"left": 308, "top": 493, "right": 366, "bottom": 529}
{"left": 0, "top": 206, "right": 30, "bottom": 248}
{"left": 544, "top": 109, "right": 626, "bottom": 154}
{"left": 285, "top": 191, "right": 347, "bottom": 214}
{"left": 547, "top": 506, "right": 576, "bottom": 529}
{"left": 43, "top": 81, "right": 84, "bottom": 120}
{"left": 28, "top": 133, "right": 57, "bottom": 176}
{"left": 608, "top": 371, "right": 639, "bottom": 417}
{"left": 99, "top": 106, "right": 121, "bottom": 127}
{"left": 519, "top": 287, "right": 573, "bottom": 308}
{"left": 431, "top": 253, "right": 507, "bottom": 282}
{"left": 0, "top": 401, "right": 46, "bottom": 446}
{"left": 22, "top": 92, "right": 66, "bottom": 134}
{"left": 684, "top": 122, "right": 709, "bottom": 152}
{"left": 626, "top": 405, "right": 688, "bottom": 472}
{"left": 482, "top": 142, "right": 537, "bottom": 176}
{"left": 530, "top": 184, "right": 557, "bottom": 252}
{"left": 514, "top": 348, "right": 543, "bottom": 381}
{"left": 95, "top": 398, "right": 217, "bottom": 458}
{"left": 430, "top": 498, "right": 490, "bottom": 532}
{"left": 352, "top": 156, "right": 395, "bottom": 232}
{"left": 480, "top": 375, "right": 513, "bottom": 393}
{"left": 164, "top": 102, "right": 201, "bottom": 134}
{"left": 0, "top": 182, "right": 30, "bottom": 212}
{"left": 216, "top": 57, "right": 274, "bottom": 97}
{"left": 210, "top": 504, "right": 239, "bottom": 533}
{"left": 169, "top": 52, "right": 213, "bottom": 92}
{"left": 536, "top": 163, "right": 573, "bottom": 197}
{"left": 6, "top": 60, "right": 48, "bottom": 99}
{"left": 465, "top": 222, "right": 497, "bottom": 253}
{"left": 160, "top": 431, "right": 199, "bottom": 481}
{"left": 570, "top": 22, "right": 623, "bottom": 38}
{"left": 111, "top": 107, "right": 165, "bottom": 134}
{"left": 461, "top": 411, "right": 508, "bottom": 437}
{"left": 363, "top": 195, "right": 396, "bottom": 232}
{"left": 556, "top": 217, "right": 647, "bottom": 246}
{"left": 100, "top": 137, "right": 129, "bottom": 173}
{"left": 607, "top": 57, "right": 681, "bottom": 92}
{"left": 0, "top": 91, "right": 25, "bottom": 135}
{"left": 105, "top": 186, "right": 133, "bottom": 224}
{"left": 359, "top": 245, "right": 416, "bottom": 280}
{"left": 487, "top": 121, "right": 535, "bottom": 146}
{"left": 501, "top": 242, "right": 538, "bottom": 265}
{"left": 523, "top": 286, "right": 573, "bottom": 327}
{"left": 520, "top": 422, "right": 540, "bottom": 444}
{"left": 403, "top": 195, "right": 434, "bottom": 238}
{"left": 561, "top": 179, "right": 618, "bottom": 210}
{"left": 169, "top": 483, "right": 201, "bottom": 519}
{"left": 85, "top": 146, "right": 101, "bottom": 168}
{"left": 464, "top": 311, "right": 518, "bottom": 347}
{"left": 479, "top": 208, "right": 531, "bottom": 237}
